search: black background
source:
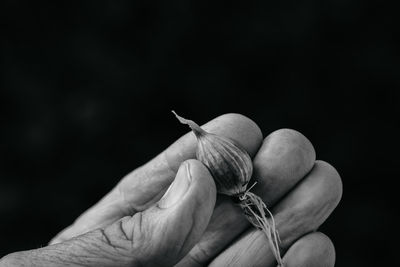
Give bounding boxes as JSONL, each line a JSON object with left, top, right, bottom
{"left": 1, "top": 1, "right": 399, "bottom": 266}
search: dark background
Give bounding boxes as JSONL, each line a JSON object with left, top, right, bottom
{"left": 1, "top": 0, "right": 398, "bottom": 266}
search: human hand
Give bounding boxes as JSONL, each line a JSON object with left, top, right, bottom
{"left": 0, "top": 114, "right": 342, "bottom": 267}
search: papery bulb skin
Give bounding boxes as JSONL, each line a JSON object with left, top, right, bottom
{"left": 172, "top": 111, "right": 253, "bottom": 196}
{"left": 196, "top": 133, "right": 253, "bottom": 195}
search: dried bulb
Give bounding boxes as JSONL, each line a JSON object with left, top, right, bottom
{"left": 172, "top": 111, "right": 253, "bottom": 196}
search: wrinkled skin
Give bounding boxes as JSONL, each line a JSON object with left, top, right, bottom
{"left": 0, "top": 114, "right": 342, "bottom": 267}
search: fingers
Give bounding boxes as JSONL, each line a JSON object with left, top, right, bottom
{"left": 207, "top": 161, "right": 342, "bottom": 267}
{"left": 283, "top": 232, "right": 335, "bottom": 267}
{"left": 176, "top": 129, "right": 316, "bottom": 266}
{"left": 206, "top": 232, "right": 335, "bottom": 267}
{"left": 50, "top": 113, "right": 262, "bottom": 244}
{"left": 7, "top": 160, "right": 216, "bottom": 267}
{"left": 273, "top": 161, "right": 342, "bottom": 248}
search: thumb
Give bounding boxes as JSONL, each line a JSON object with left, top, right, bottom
{"left": 0, "top": 160, "right": 216, "bottom": 267}
{"left": 115, "top": 159, "right": 217, "bottom": 266}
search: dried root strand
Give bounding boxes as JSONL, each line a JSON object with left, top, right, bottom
{"left": 238, "top": 188, "right": 284, "bottom": 266}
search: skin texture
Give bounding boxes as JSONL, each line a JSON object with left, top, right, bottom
{"left": 0, "top": 113, "right": 342, "bottom": 267}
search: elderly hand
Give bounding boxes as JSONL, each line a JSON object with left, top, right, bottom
{"left": 0, "top": 114, "right": 342, "bottom": 267}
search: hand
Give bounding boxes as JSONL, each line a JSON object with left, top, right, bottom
{"left": 0, "top": 114, "right": 342, "bottom": 267}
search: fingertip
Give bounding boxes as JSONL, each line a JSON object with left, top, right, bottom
{"left": 252, "top": 128, "right": 316, "bottom": 204}
{"left": 173, "top": 159, "right": 217, "bottom": 229}
{"left": 263, "top": 128, "right": 316, "bottom": 167}
{"left": 315, "top": 160, "right": 343, "bottom": 206}
{"left": 143, "top": 159, "right": 217, "bottom": 264}
{"left": 208, "top": 113, "right": 263, "bottom": 156}
{"left": 185, "top": 159, "right": 217, "bottom": 199}
{"left": 160, "top": 159, "right": 216, "bottom": 209}
{"left": 283, "top": 232, "right": 336, "bottom": 267}
{"left": 178, "top": 159, "right": 217, "bottom": 222}
{"left": 157, "top": 161, "right": 193, "bottom": 209}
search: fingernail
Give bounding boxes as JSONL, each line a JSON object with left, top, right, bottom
{"left": 158, "top": 162, "right": 192, "bottom": 209}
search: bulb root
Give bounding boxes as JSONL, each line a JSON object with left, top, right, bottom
{"left": 237, "top": 189, "right": 284, "bottom": 266}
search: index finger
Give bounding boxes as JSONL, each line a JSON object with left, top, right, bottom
{"left": 50, "top": 113, "right": 263, "bottom": 244}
